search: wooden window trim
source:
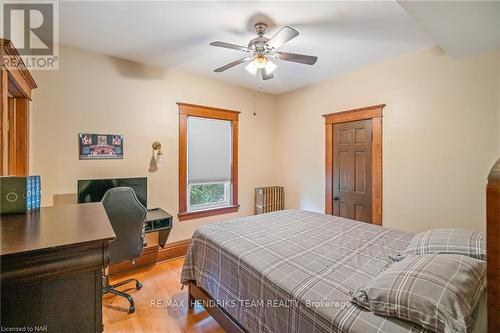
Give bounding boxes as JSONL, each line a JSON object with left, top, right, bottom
{"left": 323, "top": 104, "right": 385, "bottom": 225}
{"left": 178, "top": 102, "right": 240, "bottom": 221}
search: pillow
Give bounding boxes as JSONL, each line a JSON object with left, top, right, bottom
{"left": 393, "top": 229, "right": 486, "bottom": 261}
{"left": 351, "top": 254, "right": 486, "bottom": 333}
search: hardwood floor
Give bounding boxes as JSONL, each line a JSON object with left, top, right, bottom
{"left": 103, "top": 257, "right": 224, "bottom": 333}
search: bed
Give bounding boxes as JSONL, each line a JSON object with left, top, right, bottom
{"left": 181, "top": 159, "right": 499, "bottom": 333}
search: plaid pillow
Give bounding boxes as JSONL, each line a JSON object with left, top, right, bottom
{"left": 351, "top": 254, "right": 486, "bottom": 333}
{"left": 393, "top": 229, "right": 486, "bottom": 261}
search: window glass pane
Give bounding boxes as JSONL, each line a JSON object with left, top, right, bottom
{"left": 189, "top": 183, "right": 226, "bottom": 206}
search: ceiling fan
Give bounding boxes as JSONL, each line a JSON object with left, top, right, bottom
{"left": 210, "top": 23, "right": 318, "bottom": 80}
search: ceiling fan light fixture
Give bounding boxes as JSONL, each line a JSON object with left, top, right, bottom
{"left": 254, "top": 54, "right": 267, "bottom": 69}
{"left": 264, "top": 60, "right": 277, "bottom": 75}
{"left": 245, "top": 61, "right": 258, "bottom": 75}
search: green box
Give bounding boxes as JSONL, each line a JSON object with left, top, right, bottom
{"left": 0, "top": 176, "right": 30, "bottom": 214}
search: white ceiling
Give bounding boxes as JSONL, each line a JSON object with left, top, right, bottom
{"left": 400, "top": 1, "right": 500, "bottom": 59}
{"left": 57, "top": 1, "right": 436, "bottom": 94}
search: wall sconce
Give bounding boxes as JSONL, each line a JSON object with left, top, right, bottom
{"left": 152, "top": 141, "right": 164, "bottom": 164}
{"left": 149, "top": 141, "right": 164, "bottom": 173}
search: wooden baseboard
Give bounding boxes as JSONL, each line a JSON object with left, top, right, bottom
{"left": 109, "top": 239, "right": 190, "bottom": 275}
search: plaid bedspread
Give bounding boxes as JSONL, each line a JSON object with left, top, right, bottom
{"left": 181, "top": 210, "right": 429, "bottom": 333}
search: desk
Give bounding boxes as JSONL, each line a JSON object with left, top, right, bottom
{"left": 145, "top": 208, "right": 172, "bottom": 248}
{"left": 0, "top": 203, "right": 115, "bottom": 333}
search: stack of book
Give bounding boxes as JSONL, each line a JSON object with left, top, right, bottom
{"left": 0, "top": 176, "right": 41, "bottom": 215}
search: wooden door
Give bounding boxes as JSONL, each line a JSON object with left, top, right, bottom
{"left": 332, "top": 119, "right": 373, "bottom": 222}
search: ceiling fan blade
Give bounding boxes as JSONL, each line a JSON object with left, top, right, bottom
{"left": 210, "top": 41, "right": 251, "bottom": 53}
{"left": 276, "top": 52, "right": 318, "bottom": 65}
{"left": 261, "top": 69, "right": 274, "bottom": 80}
{"left": 266, "top": 26, "right": 299, "bottom": 50}
{"left": 214, "top": 57, "right": 248, "bottom": 72}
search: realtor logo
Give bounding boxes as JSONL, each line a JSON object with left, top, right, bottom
{"left": 1, "top": 1, "right": 59, "bottom": 69}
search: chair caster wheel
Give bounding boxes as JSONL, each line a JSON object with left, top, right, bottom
{"left": 136, "top": 282, "right": 143, "bottom": 290}
{"left": 128, "top": 305, "right": 135, "bottom": 314}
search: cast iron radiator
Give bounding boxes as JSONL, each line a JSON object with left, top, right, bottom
{"left": 255, "top": 186, "right": 284, "bottom": 214}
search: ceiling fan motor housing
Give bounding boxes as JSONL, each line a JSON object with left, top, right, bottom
{"left": 249, "top": 23, "right": 271, "bottom": 53}
{"left": 248, "top": 36, "right": 270, "bottom": 53}
{"left": 254, "top": 23, "right": 268, "bottom": 36}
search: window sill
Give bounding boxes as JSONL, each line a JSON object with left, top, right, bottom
{"left": 178, "top": 205, "right": 240, "bottom": 221}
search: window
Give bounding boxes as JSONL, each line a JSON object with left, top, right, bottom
{"left": 186, "top": 116, "right": 232, "bottom": 212}
{"left": 178, "top": 103, "right": 239, "bottom": 220}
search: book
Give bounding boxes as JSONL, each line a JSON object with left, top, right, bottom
{"left": 26, "top": 176, "right": 32, "bottom": 213}
{"left": 31, "top": 175, "right": 36, "bottom": 211}
{"left": 35, "top": 176, "right": 41, "bottom": 209}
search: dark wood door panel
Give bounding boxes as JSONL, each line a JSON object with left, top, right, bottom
{"left": 354, "top": 204, "right": 367, "bottom": 221}
{"left": 355, "top": 151, "right": 367, "bottom": 193}
{"left": 339, "top": 150, "right": 349, "bottom": 191}
{"left": 332, "top": 119, "right": 373, "bottom": 223}
{"left": 339, "top": 201, "right": 349, "bottom": 218}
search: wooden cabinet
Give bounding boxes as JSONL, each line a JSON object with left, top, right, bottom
{"left": 1, "top": 38, "right": 37, "bottom": 176}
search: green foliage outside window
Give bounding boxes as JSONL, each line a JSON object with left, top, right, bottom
{"left": 189, "top": 183, "right": 226, "bottom": 205}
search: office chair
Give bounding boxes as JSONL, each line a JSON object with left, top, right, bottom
{"left": 101, "top": 187, "right": 147, "bottom": 314}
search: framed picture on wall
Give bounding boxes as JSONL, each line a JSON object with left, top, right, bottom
{"left": 79, "top": 133, "right": 123, "bottom": 160}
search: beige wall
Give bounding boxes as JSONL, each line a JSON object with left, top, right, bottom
{"left": 276, "top": 47, "right": 500, "bottom": 232}
{"left": 30, "top": 45, "right": 500, "bottom": 242}
{"left": 30, "top": 45, "right": 278, "bottom": 243}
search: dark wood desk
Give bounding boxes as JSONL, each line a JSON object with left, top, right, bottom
{"left": 1, "top": 203, "right": 115, "bottom": 333}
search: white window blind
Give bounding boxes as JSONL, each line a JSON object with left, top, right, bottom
{"left": 187, "top": 116, "right": 232, "bottom": 184}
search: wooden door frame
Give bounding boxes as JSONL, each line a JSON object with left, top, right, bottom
{"left": 323, "top": 104, "right": 385, "bottom": 225}
{"left": 1, "top": 38, "right": 37, "bottom": 176}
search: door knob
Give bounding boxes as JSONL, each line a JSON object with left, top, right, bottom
{"left": 333, "top": 197, "right": 339, "bottom": 201}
